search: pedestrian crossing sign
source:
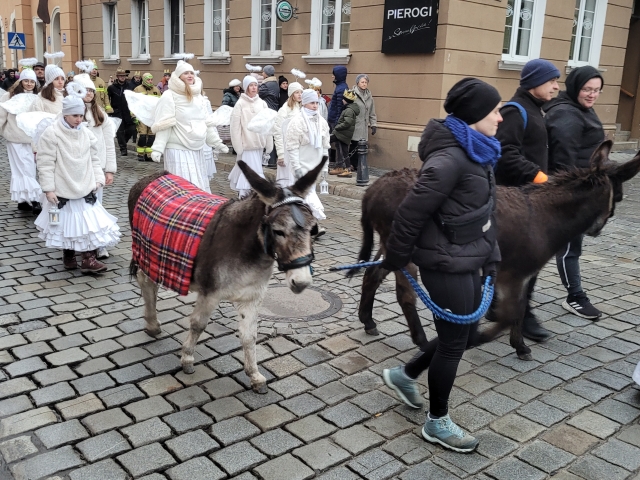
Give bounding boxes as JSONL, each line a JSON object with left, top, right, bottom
{"left": 8, "top": 32, "right": 26, "bottom": 50}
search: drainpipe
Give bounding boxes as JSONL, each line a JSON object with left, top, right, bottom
{"left": 77, "top": 0, "right": 83, "bottom": 60}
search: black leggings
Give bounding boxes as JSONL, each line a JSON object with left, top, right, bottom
{"left": 404, "top": 269, "right": 481, "bottom": 417}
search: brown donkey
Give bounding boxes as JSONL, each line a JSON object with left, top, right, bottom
{"left": 129, "top": 160, "right": 326, "bottom": 393}
{"left": 350, "top": 141, "right": 640, "bottom": 360}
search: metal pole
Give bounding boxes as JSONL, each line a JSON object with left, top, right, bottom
{"left": 356, "top": 138, "right": 369, "bottom": 186}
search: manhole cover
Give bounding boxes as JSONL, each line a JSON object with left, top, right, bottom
{"left": 259, "top": 286, "right": 343, "bottom": 321}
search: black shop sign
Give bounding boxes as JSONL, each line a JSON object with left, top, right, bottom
{"left": 382, "top": 0, "right": 439, "bottom": 54}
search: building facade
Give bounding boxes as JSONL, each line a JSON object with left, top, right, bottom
{"left": 1, "top": 0, "right": 82, "bottom": 74}
{"left": 79, "top": 0, "right": 636, "bottom": 168}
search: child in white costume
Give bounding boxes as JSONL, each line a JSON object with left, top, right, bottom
{"left": 274, "top": 81, "right": 303, "bottom": 187}
{"left": 30, "top": 62, "right": 66, "bottom": 114}
{"left": 285, "top": 89, "right": 330, "bottom": 225}
{"left": 228, "top": 75, "right": 273, "bottom": 198}
{"left": 35, "top": 84, "right": 120, "bottom": 274}
{"left": 150, "top": 60, "right": 227, "bottom": 193}
{"left": 202, "top": 94, "right": 218, "bottom": 180}
{"left": 0, "top": 61, "right": 42, "bottom": 212}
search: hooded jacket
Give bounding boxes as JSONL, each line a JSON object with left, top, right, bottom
{"left": 544, "top": 67, "right": 604, "bottom": 171}
{"left": 258, "top": 76, "right": 280, "bottom": 111}
{"left": 494, "top": 87, "right": 549, "bottom": 186}
{"left": 385, "top": 119, "right": 500, "bottom": 273}
{"left": 328, "top": 66, "right": 348, "bottom": 126}
{"left": 107, "top": 80, "right": 134, "bottom": 125}
{"left": 221, "top": 87, "right": 240, "bottom": 108}
{"left": 333, "top": 102, "right": 360, "bottom": 145}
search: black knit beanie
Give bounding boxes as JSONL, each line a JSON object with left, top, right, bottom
{"left": 565, "top": 66, "right": 604, "bottom": 104}
{"left": 279, "top": 76, "right": 288, "bottom": 87}
{"left": 444, "top": 78, "right": 502, "bottom": 125}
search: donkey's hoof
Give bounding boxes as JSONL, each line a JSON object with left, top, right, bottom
{"left": 365, "top": 327, "right": 380, "bottom": 336}
{"left": 252, "top": 383, "right": 268, "bottom": 394}
{"left": 145, "top": 327, "right": 162, "bottom": 337}
{"left": 517, "top": 352, "right": 533, "bottom": 361}
{"left": 182, "top": 364, "right": 195, "bottom": 374}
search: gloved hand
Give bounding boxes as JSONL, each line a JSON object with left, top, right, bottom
{"left": 371, "top": 126, "right": 377, "bottom": 136}
{"left": 294, "top": 168, "right": 304, "bottom": 180}
{"left": 219, "top": 145, "right": 229, "bottom": 154}
{"left": 379, "top": 257, "right": 400, "bottom": 272}
{"left": 151, "top": 151, "right": 162, "bottom": 163}
{"left": 482, "top": 263, "right": 498, "bottom": 286}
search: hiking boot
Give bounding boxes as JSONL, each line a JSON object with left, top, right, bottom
{"left": 80, "top": 251, "right": 107, "bottom": 274}
{"left": 522, "top": 309, "right": 551, "bottom": 342}
{"left": 563, "top": 293, "right": 601, "bottom": 319}
{"left": 63, "top": 249, "right": 77, "bottom": 270}
{"left": 17, "top": 202, "right": 32, "bottom": 212}
{"left": 422, "top": 414, "right": 479, "bottom": 453}
{"left": 382, "top": 367, "right": 423, "bottom": 409}
{"left": 96, "top": 247, "right": 109, "bottom": 259}
{"left": 31, "top": 201, "right": 42, "bottom": 215}
{"left": 329, "top": 167, "right": 345, "bottom": 175}
{"left": 337, "top": 169, "right": 353, "bottom": 178}
{"left": 120, "top": 149, "right": 128, "bottom": 157}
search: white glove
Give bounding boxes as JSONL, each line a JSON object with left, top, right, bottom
{"left": 219, "top": 145, "right": 229, "bottom": 154}
{"left": 151, "top": 151, "right": 162, "bottom": 163}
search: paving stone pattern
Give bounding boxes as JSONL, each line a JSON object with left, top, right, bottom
{"left": 0, "top": 143, "right": 638, "bottom": 478}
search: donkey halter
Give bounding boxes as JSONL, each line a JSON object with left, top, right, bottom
{"left": 262, "top": 189, "right": 315, "bottom": 272}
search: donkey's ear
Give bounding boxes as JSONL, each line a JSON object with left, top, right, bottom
{"left": 590, "top": 140, "right": 613, "bottom": 171}
{"left": 292, "top": 156, "right": 328, "bottom": 197}
{"left": 609, "top": 150, "right": 640, "bottom": 184}
{"left": 237, "top": 160, "right": 278, "bottom": 205}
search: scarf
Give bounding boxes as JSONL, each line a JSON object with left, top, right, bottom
{"left": 168, "top": 74, "right": 202, "bottom": 97}
{"left": 443, "top": 115, "right": 501, "bottom": 167}
{"left": 302, "top": 108, "right": 322, "bottom": 149}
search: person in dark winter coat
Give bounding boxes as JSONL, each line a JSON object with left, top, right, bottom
{"left": 107, "top": 68, "right": 135, "bottom": 156}
{"left": 329, "top": 89, "right": 360, "bottom": 178}
{"left": 258, "top": 65, "right": 280, "bottom": 111}
{"left": 544, "top": 66, "right": 605, "bottom": 320}
{"left": 1, "top": 70, "right": 17, "bottom": 91}
{"left": 494, "top": 58, "right": 560, "bottom": 342}
{"left": 380, "top": 78, "right": 503, "bottom": 454}
{"left": 278, "top": 76, "right": 289, "bottom": 109}
{"left": 221, "top": 79, "right": 242, "bottom": 107}
{"left": 327, "top": 66, "right": 348, "bottom": 128}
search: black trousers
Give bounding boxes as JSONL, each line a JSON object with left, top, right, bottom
{"left": 330, "top": 135, "right": 351, "bottom": 169}
{"left": 404, "top": 269, "right": 481, "bottom": 417}
{"left": 556, "top": 234, "right": 584, "bottom": 296}
{"left": 116, "top": 122, "right": 136, "bottom": 152}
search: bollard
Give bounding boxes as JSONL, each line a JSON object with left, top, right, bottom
{"left": 356, "top": 138, "right": 369, "bottom": 186}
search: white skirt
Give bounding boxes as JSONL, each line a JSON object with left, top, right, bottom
{"left": 305, "top": 184, "right": 326, "bottom": 220}
{"left": 164, "top": 148, "right": 211, "bottom": 193}
{"left": 229, "top": 150, "right": 265, "bottom": 193}
{"left": 202, "top": 146, "right": 217, "bottom": 180}
{"left": 276, "top": 161, "right": 295, "bottom": 188}
{"left": 7, "top": 142, "right": 42, "bottom": 203}
{"left": 35, "top": 196, "right": 121, "bottom": 252}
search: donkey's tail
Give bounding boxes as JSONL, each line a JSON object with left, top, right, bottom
{"left": 129, "top": 260, "right": 139, "bottom": 282}
{"left": 346, "top": 210, "right": 376, "bottom": 278}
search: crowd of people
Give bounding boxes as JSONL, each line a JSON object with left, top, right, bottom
{"left": 0, "top": 55, "right": 615, "bottom": 454}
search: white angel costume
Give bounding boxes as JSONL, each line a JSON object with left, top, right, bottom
{"left": 0, "top": 90, "right": 42, "bottom": 204}
{"left": 202, "top": 96, "right": 218, "bottom": 180}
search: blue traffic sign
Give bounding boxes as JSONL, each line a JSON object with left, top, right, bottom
{"left": 8, "top": 32, "right": 26, "bottom": 50}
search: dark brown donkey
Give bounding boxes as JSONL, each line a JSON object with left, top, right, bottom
{"left": 349, "top": 141, "right": 640, "bottom": 360}
{"left": 129, "top": 160, "right": 325, "bottom": 393}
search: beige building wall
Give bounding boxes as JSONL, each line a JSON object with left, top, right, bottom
{"left": 80, "top": 0, "right": 634, "bottom": 169}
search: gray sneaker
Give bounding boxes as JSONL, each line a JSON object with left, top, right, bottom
{"left": 382, "top": 367, "right": 423, "bottom": 409}
{"left": 422, "top": 413, "right": 479, "bottom": 453}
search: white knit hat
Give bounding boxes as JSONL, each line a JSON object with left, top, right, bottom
{"left": 45, "top": 65, "right": 65, "bottom": 86}
{"left": 288, "top": 82, "right": 303, "bottom": 97}
{"left": 243, "top": 75, "right": 258, "bottom": 91}
{"left": 174, "top": 60, "right": 195, "bottom": 79}
{"left": 301, "top": 89, "right": 319, "bottom": 106}
{"left": 229, "top": 79, "right": 241, "bottom": 88}
{"left": 19, "top": 68, "right": 37, "bottom": 83}
{"left": 62, "top": 82, "right": 88, "bottom": 115}
{"left": 74, "top": 73, "right": 95, "bottom": 92}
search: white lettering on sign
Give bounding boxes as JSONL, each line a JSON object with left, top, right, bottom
{"left": 387, "top": 6, "right": 432, "bottom": 19}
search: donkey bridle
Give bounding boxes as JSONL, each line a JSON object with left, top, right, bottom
{"left": 262, "top": 189, "right": 315, "bottom": 272}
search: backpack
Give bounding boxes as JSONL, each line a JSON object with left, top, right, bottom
{"left": 502, "top": 101, "right": 528, "bottom": 130}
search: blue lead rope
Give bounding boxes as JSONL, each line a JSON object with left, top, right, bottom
{"left": 330, "top": 260, "right": 494, "bottom": 325}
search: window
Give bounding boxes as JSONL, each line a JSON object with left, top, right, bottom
{"left": 249, "top": 0, "right": 282, "bottom": 57}
{"left": 319, "top": 0, "right": 350, "bottom": 51}
{"left": 163, "top": 0, "right": 185, "bottom": 58}
{"left": 569, "top": 0, "right": 608, "bottom": 67}
{"left": 102, "top": 3, "right": 119, "bottom": 59}
{"left": 131, "top": 0, "right": 150, "bottom": 60}
{"left": 502, "top": 0, "right": 547, "bottom": 63}
{"left": 202, "top": 0, "right": 230, "bottom": 61}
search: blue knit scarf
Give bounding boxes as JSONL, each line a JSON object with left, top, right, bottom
{"left": 444, "top": 115, "right": 501, "bottom": 167}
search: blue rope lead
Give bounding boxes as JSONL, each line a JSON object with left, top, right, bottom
{"left": 330, "top": 260, "right": 494, "bottom": 324}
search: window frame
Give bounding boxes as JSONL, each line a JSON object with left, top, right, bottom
{"left": 102, "top": 3, "right": 120, "bottom": 60}
{"left": 568, "top": 0, "right": 608, "bottom": 68}
{"left": 202, "top": 0, "right": 231, "bottom": 62}
{"left": 309, "top": 0, "right": 351, "bottom": 59}
{"left": 163, "top": 0, "right": 185, "bottom": 59}
{"left": 250, "top": 0, "right": 282, "bottom": 57}
{"left": 501, "top": 0, "right": 547, "bottom": 64}
{"left": 130, "top": 0, "right": 150, "bottom": 62}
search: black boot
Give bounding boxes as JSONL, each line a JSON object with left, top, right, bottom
{"left": 17, "top": 202, "right": 32, "bottom": 212}
{"left": 522, "top": 305, "right": 551, "bottom": 342}
{"left": 31, "top": 201, "right": 42, "bottom": 215}
{"left": 120, "top": 148, "right": 128, "bottom": 157}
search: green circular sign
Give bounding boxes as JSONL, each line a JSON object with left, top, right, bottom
{"left": 276, "top": 1, "right": 294, "bottom": 22}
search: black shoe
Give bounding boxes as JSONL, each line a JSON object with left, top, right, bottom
{"left": 522, "top": 311, "right": 551, "bottom": 342}
{"left": 17, "top": 202, "right": 32, "bottom": 212}
{"left": 145, "top": 155, "right": 154, "bottom": 162}
{"left": 120, "top": 150, "right": 128, "bottom": 157}
{"left": 138, "top": 155, "right": 146, "bottom": 162}
{"left": 31, "top": 201, "right": 42, "bottom": 215}
{"left": 563, "top": 294, "right": 601, "bottom": 319}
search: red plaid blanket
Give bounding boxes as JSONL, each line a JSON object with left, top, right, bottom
{"left": 132, "top": 174, "right": 227, "bottom": 295}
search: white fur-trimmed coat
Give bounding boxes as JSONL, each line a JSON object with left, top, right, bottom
{"left": 30, "top": 89, "right": 64, "bottom": 115}
{"left": 0, "top": 92, "right": 33, "bottom": 144}
{"left": 230, "top": 93, "right": 274, "bottom": 156}
{"left": 85, "top": 108, "right": 117, "bottom": 174}
{"left": 284, "top": 111, "right": 330, "bottom": 173}
{"left": 274, "top": 103, "right": 300, "bottom": 160}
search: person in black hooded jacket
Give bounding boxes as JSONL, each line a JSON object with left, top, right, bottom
{"left": 278, "top": 76, "right": 289, "bottom": 109}
{"left": 543, "top": 66, "right": 605, "bottom": 320}
{"left": 380, "top": 78, "right": 502, "bottom": 454}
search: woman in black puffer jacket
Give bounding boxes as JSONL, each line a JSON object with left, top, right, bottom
{"left": 380, "top": 78, "right": 502, "bottom": 454}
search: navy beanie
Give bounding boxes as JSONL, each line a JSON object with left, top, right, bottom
{"left": 520, "top": 59, "right": 561, "bottom": 90}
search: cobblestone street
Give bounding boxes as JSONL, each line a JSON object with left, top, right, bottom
{"left": 0, "top": 140, "right": 639, "bottom": 480}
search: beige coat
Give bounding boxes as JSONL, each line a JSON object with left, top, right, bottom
{"left": 230, "top": 93, "right": 273, "bottom": 156}
{"left": 30, "top": 89, "right": 64, "bottom": 115}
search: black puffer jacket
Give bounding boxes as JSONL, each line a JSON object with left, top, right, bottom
{"left": 385, "top": 120, "right": 500, "bottom": 273}
{"left": 495, "top": 87, "right": 548, "bottom": 186}
{"left": 258, "top": 76, "right": 280, "bottom": 111}
{"left": 543, "top": 67, "right": 604, "bottom": 171}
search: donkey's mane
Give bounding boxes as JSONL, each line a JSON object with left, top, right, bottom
{"left": 519, "top": 166, "right": 609, "bottom": 195}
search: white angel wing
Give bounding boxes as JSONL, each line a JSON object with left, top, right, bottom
{"left": 109, "top": 117, "right": 122, "bottom": 134}
{"left": 247, "top": 108, "right": 279, "bottom": 135}
{"left": 33, "top": 117, "right": 57, "bottom": 147}
{"left": 0, "top": 88, "right": 7, "bottom": 100}
{"left": 16, "top": 111, "right": 57, "bottom": 139}
{"left": 124, "top": 89, "right": 160, "bottom": 127}
{"left": 1, "top": 93, "right": 38, "bottom": 115}
{"left": 207, "top": 105, "right": 233, "bottom": 127}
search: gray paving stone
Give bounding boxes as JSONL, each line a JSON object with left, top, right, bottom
{"left": 46, "top": 346, "right": 90, "bottom": 366}
{"left": 617, "top": 424, "right": 640, "bottom": 448}
{"left": 69, "top": 458, "right": 128, "bottom": 480}
{"left": 567, "top": 411, "right": 620, "bottom": 439}
{"left": 0, "top": 377, "right": 37, "bottom": 399}
{"left": 144, "top": 337, "right": 181, "bottom": 356}
{"left": 293, "top": 438, "right": 351, "bottom": 471}
{"left": 539, "top": 390, "right": 591, "bottom": 413}
{"left": 266, "top": 336, "right": 301, "bottom": 354}
{"left": 280, "top": 392, "right": 326, "bottom": 417}
{"left": 233, "top": 365, "right": 275, "bottom": 390}
{"left": 269, "top": 375, "right": 313, "bottom": 399}
{"left": 166, "top": 385, "right": 210, "bottom": 410}
{"left": 592, "top": 437, "right": 640, "bottom": 471}
{"left": 472, "top": 390, "right": 521, "bottom": 416}
{"left": 138, "top": 374, "right": 183, "bottom": 396}
{"left": 32, "top": 365, "right": 78, "bottom": 386}
{"left": 166, "top": 456, "right": 226, "bottom": 480}
{"left": 10, "top": 445, "right": 84, "bottom": 480}
{"left": 569, "top": 454, "right": 630, "bottom": 480}
{"left": 207, "top": 334, "right": 242, "bottom": 354}
{"left": 355, "top": 389, "right": 399, "bottom": 415}
{"left": 236, "top": 388, "right": 283, "bottom": 410}
{"left": 291, "top": 345, "right": 334, "bottom": 366}
{"left": 83, "top": 339, "right": 124, "bottom": 358}
{"left": 565, "top": 379, "right": 613, "bottom": 402}
{"left": 35, "top": 418, "right": 89, "bottom": 448}
{"left": 12, "top": 341, "right": 53, "bottom": 359}
{"left": 298, "top": 363, "right": 342, "bottom": 387}
{"left": 75, "top": 357, "right": 116, "bottom": 376}
{"left": 165, "top": 429, "right": 220, "bottom": 461}
{"left": 541, "top": 424, "right": 600, "bottom": 456}
{"left": 451, "top": 403, "right": 496, "bottom": 432}
{"left": 117, "top": 442, "right": 177, "bottom": 477}
{"left": 516, "top": 440, "right": 575, "bottom": 474}
{"left": 207, "top": 354, "right": 243, "bottom": 375}
{"left": 109, "top": 347, "right": 152, "bottom": 367}
{"left": 0, "top": 406, "right": 57, "bottom": 439}
{"left": 485, "top": 457, "right": 546, "bottom": 480}
{"left": 519, "top": 370, "right": 564, "bottom": 390}
{"left": 332, "top": 424, "right": 385, "bottom": 454}
{"left": 399, "top": 460, "right": 458, "bottom": 480}
{"left": 210, "top": 416, "right": 261, "bottom": 445}
{"left": 98, "top": 384, "right": 146, "bottom": 408}
{"left": 341, "top": 370, "right": 384, "bottom": 393}
{"left": 312, "top": 380, "right": 357, "bottom": 405}
{"left": 201, "top": 376, "right": 244, "bottom": 399}
{"left": 316, "top": 466, "right": 362, "bottom": 480}
{"left": 0, "top": 395, "right": 32, "bottom": 418}
{"left": 254, "top": 453, "right": 315, "bottom": 480}
{"left": 365, "top": 410, "right": 414, "bottom": 439}
{"left": 30, "top": 381, "right": 76, "bottom": 406}
{"left": 56, "top": 393, "right": 105, "bottom": 420}
{"left": 475, "top": 430, "right": 518, "bottom": 460}
{"left": 76, "top": 430, "right": 131, "bottom": 462}
{"left": 164, "top": 407, "right": 213, "bottom": 434}
{"left": 121, "top": 416, "right": 173, "bottom": 448}
{"left": 517, "top": 400, "right": 568, "bottom": 427}
{"left": 285, "top": 414, "right": 337, "bottom": 442}
{"left": 210, "top": 441, "right": 266, "bottom": 476}
{"left": 435, "top": 450, "right": 492, "bottom": 476}
{"left": 71, "top": 372, "right": 117, "bottom": 395}
{"left": 174, "top": 364, "right": 217, "bottom": 386}
{"left": 143, "top": 353, "right": 183, "bottom": 375}
{"left": 108, "top": 362, "right": 153, "bottom": 384}
{"left": 490, "top": 413, "right": 546, "bottom": 442}
{"left": 245, "top": 403, "right": 295, "bottom": 432}
{"left": 586, "top": 368, "right": 632, "bottom": 391}
{"left": 0, "top": 435, "right": 38, "bottom": 464}
{"left": 82, "top": 407, "right": 133, "bottom": 434}
{"left": 592, "top": 398, "right": 640, "bottom": 423}
{"left": 202, "top": 396, "right": 249, "bottom": 421}
{"left": 347, "top": 448, "right": 405, "bottom": 479}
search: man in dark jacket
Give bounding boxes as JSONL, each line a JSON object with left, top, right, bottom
{"left": 544, "top": 66, "right": 605, "bottom": 320}
{"left": 34, "top": 62, "right": 46, "bottom": 88}
{"left": 108, "top": 68, "right": 136, "bottom": 156}
{"left": 494, "top": 58, "right": 560, "bottom": 342}
{"left": 327, "top": 66, "right": 348, "bottom": 129}
{"left": 1, "top": 70, "right": 17, "bottom": 90}
{"left": 258, "top": 65, "right": 280, "bottom": 110}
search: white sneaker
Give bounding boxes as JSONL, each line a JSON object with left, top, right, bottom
{"left": 96, "top": 247, "right": 109, "bottom": 259}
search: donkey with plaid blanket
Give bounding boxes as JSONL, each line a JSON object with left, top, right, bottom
{"left": 129, "top": 160, "right": 326, "bottom": 393}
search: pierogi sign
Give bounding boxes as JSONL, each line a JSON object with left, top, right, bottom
{"left": 382, "top": 0, "right": 439, "bottom": 54}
